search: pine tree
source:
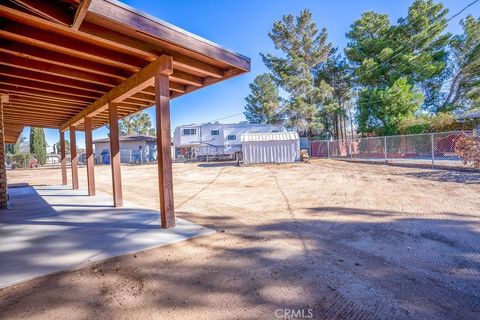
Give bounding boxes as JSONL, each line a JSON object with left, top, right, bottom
{"left": 345, "top": 0, "right": 450, "bottom": 134}
{"left": 29, "top": 128, "right": 47, "bottom": 165}
{"left": 261, "top": 9, "right": 333, "bottom": 136}
{"left": 111, "top": 111, "right": 154, "bottom": 136}
{"left": 244, "top": 73, "right": 283, "bottom": 124}
{"left": 441, "top": 15, "right": 480, "bottom": 112}
{"left": 315, "top": 51, "right": 354, "bottom": 139}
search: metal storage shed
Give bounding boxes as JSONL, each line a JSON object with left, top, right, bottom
{"left": 241, "top": 132, "right": 300, "bottom": 164}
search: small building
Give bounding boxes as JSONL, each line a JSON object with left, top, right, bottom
{"left": 458, "top": 110, "right": 480, "bottom": 135}
{"left": 173, "top": 122, "right": 285, "bottom": 159}
{"left": 46, "top": 153, "right": 60, "bottom": 165}
{"left": 93, "top": 135, "right": 157, "bottom": 164}
{"left": 241, "top": 132, "right": 300, "bottom": 164}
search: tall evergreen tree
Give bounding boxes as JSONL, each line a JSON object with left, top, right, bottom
{"left": 441, "top": 15, "right": 480, "bottom": 112}
{"left": 29, "top": 128, "right": 47, "bottom": 165}
{"left": 315, "top": 51, "right": 354, "bottom": 139}
{"left": 345, "top": 0, "right": 450, "bottom": 134}
{"left": 244, "top": 73, "right": 283, "bottom": 124}
{"left": 261, "top": 9, "right": 333, "bottom": 136}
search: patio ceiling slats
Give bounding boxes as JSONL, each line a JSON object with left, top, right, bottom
{"left": 0, "top": 0, "right": 250, "bottom": 142}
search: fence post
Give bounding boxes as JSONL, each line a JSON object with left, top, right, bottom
{"left": 383, "top": 136, "right": 387, "bottom": 163}
{"left": 327, "top": 140, "right": 330, "bottom": 158}
{"left": 431, "top": 133, "right": 435, "bottom": 169}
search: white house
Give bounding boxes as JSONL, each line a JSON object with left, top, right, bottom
{"left": 173, "top": 122, "right": 286, "bottom": 159}
{"left": 93, "top": 135, "right": 158, "bottom": 164}
{"left": 241, "top": 132, "right": 300, "bottom": 164}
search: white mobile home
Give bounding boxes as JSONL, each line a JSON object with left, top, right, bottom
{"left": 173, "top": 122, "right": 286, "bottom": 159}
{"left": 241, "top": 132, "right": 300, "bottom": 164}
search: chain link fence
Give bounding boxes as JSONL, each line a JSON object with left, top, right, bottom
{"left": 310, "top": 131, "right": 474, "bottom": 168}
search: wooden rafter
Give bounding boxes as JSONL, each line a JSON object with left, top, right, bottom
{"left": 0, "top": 0, "right": 250, "bottom": 135}
{"left": 12, "top": 0, "right": 72, "bottom": 26}
{"left": 60, "top": 55, "right": 173, "bottom": 131}
{"left": 72, "top": 0, "right": 92, "bottom": 30}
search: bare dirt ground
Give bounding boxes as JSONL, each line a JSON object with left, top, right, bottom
{"left": 1, "top": 159, "right": 480, "bottom": 320}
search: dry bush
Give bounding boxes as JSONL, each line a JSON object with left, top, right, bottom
{"left": 455, "top": 135, "right": 480, "bottom": 168}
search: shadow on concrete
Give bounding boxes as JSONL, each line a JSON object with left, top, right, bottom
{"left": 0, "top": 186, "right": 213, "bottom": 290}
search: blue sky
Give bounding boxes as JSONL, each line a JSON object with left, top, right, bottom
{"left": 21, "top": 0, "right": 478, "bottom": 151}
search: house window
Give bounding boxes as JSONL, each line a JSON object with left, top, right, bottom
{"left": 183, "top": 128, "right": 196, "bottom": 135}
{"left": 211, "top": 130, "right": 220, "bottom": 136}
{"left": 227, "top": 135, "right": 236, "bottom": 140}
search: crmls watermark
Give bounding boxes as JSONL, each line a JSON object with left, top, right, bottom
{"left": 274, "top": 308, "right": 313, "bottom": 319}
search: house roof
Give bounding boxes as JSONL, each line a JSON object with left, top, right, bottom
{"left": 93, "top": 134, "right": 156, "bottom": 143}
{"left": 0, "top": 0, "right": 251, "bottom": 143}
{"left": 178, "top": 122, "right": 284, "bottom": 128}
{"left": 458, "top": 110, "right": 480, "bottom": 120}
{"left": 241, "top": 132, "right": 299, "bottom": 142}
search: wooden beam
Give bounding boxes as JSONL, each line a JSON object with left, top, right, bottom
{"left": 1, "top": 3, "right": 229, "bottom": 78}
{"left": 0, "top": 21, "right": 143, "bottom": 72}
{"left": 61, "top": 54, "right": 173, "bottom": 131}
{"left": 0, "top": 100, "right": 7, "bottom": 208}
{"left": 2, "top": 118, "right": 61, "bottom": 128}
{"left": 5, "top": 91, "right": 88, "bottom": 106}
{"left": 0, "top": 77, "right": 102, "bottom": 100}
{"left": 60, "top": 130, "right": 67, "bottom": 185}
{"left": 85, "top": 116, "right": 95, "bottom": 196}
{"left": 10, "top": 96, "right": 85, "bottom": 110}
{"left": 72, "top": 0, "right": 92, "bottom": 30}
{"left": 88, "top": 0, "right": 251, "bottom": 71}
{"left": 70, "top": 126, "right": 79, "bottom": 189}
{"left": 0, "top": 65, "right": 110, "bottom": 94}
{"left": 0, "top": 87, "right": 94, "bottom": 106}
{"left": 170, "top": 71, "right": 203, "bottom": 87}
{"left": 154, "top": 60, "right": 175, "bottom": 228}
{"left": 12, "top": 0, "right": 72, "bottom": 26}
{"left": 4, "top": 104, "right": 77, "bottom": 117}
{"left": 78, "top": 21, "right": 225, "bottom": 78}
{"left": 0, "top": 43, "right": 129, "bottom": 80}
{"left": 0, "top": 94, "right": 8, "bottom": 103}
{"left": 108, "top": 103, "right": 122, "bottom": 207}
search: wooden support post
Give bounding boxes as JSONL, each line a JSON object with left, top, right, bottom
{"left": 85, "top": 116, "right": 95, "bottom": 196}
{"left": 108, "top": 103, "right": 123, "bottom": 207}
{"left": 155, "top": 56, "right": 175, "bottom": 228}
{"left": 69, "top": 126, "right": 79, "bottom": 189}
{"left": 0, "top": 100, "right": 8, "bottom": 208}
{"left": 59, "top": 130, "right": 67, "bottom": 185}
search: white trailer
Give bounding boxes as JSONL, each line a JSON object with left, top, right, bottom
{"left": 173, "top": 122, "right": 286, "bottom": 159}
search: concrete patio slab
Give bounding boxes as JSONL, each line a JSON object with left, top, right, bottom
{"left": 0, "top": 185, "right": 215, "bottom": 289}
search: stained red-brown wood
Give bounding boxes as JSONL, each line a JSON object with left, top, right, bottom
{"left": 0, "top": 0, "right": 250, "bottom": 150}
{"left": 60, "top": 130, "right": 67, "bottom": 185}
{"left": 155, "top": 57, "right": 175, "bottom": 229}
{"left": 61, "top": 55, "right": 172, "bottom": 131}
{"left": 13, "top": 0, "right": 72, "bottom": 26}
{"left": 0, "top": 101, "right": 8, "bottom": 209}
{"left": 69, "top": 126, "right": 79, "bottom": 190}
{"left": 108, "top": 103, "right": 123, "bottom": 207}
{"left": 72, "top": 0, "right": 92, "bottom": 30}
{"left": 85, "top": 116, "right": 95, "bottom": 196}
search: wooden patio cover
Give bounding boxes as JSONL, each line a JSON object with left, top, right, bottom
{"left": 0, "top": 0, "right": 250, "bottom": 227}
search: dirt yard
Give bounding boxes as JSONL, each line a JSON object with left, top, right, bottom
{"left": 1, "top": 159, "right": 480, "bottom": 320}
